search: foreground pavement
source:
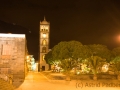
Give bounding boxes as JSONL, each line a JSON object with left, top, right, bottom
{"left": 15, "top": 72, "right": 120, "bottom": 90}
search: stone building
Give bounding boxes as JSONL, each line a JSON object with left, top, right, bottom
{"left": 0, "top": 33, "right": 26, "bottom": 83}
{"left": 39, "top": 17, "right": 50, "bottom": 71}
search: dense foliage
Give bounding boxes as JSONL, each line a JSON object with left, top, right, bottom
{"left": 44, "top": 40, "right": 120, "bottom": 77}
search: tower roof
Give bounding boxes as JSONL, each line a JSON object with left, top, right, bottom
{"left": 40, "top": 17, "right": 50, "bottom": 24}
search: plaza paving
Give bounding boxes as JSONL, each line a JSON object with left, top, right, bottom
{"left": 15, "top": 72, "right": 120, "bottom": 90}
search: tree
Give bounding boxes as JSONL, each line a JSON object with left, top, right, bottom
{"left": 45, "top": 50, "right": 60, "bottom": 71}
{"left": 87, "top": 56, "right": 105, "bottom": 80}
{"left": 81, "top": 45, "right": 93, "bottom": 59}
{"left": 111, "top": 47, "right": 120, "bottom": 80}
{"left": 87, "top": 44, "right": 112, "bottom": 62}
{"left": 59, "top": 58, "right": 77, "bottom": 80}
{"left": 52, "top": 40, "right": 83, "bottom": 80}
{"left": 52, "top": 41, "right": 83, "bottom": 60}
{"left": 112, "top": 47, "right": 120, "bottom": 57}
{"left": 111, "top": 56, "right": 120, "bottom": 80}
{"left": 44, "top": 50, "right": 58, "bottom": 65}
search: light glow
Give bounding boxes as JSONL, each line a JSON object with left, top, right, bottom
{"left": 0, "top": 33, "right": 25, "bottom": 37}
{"left": 42, "top": 33, "right": 47, "bottom": 38}
{"left": 102, "top": 64, "right": 109, "bottom": 72}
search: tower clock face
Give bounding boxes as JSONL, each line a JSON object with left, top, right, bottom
{"left": 42, "top": 33, "right": 47, "bottom": 38}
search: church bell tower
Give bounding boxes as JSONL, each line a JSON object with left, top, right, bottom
{"left": 39, "top": 17, "right": 50, "bottom": 71}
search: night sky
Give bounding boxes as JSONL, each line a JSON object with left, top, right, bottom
{"left": 0, "top": 0, "right": 120, "bottom": 60}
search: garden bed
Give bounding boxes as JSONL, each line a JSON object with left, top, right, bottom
{"left": 41, "top": 71, "right": 117, "bottom": 80}
{"left": 71, "top": 74, "right": 117, "bottom": 80}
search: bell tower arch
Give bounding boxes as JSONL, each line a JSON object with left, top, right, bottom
{"left": 39, "top": 17, "right": 50, "bottom": 71}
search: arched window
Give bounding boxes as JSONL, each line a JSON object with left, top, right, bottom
{"left": 42, "top": 47, "right": 46, "bottom": 53}
{"left": 42, "top": 55, "right": 45, "bottom": 61}
{"left": 42, "top": 40, "right": 47, "bottom": 45}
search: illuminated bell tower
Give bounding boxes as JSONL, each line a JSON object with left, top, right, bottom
{"left": 39, "top": 17, "right": 50, "bottom": 71}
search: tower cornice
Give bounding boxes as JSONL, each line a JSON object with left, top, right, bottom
{"left": 40, "top": 17, "right": 50, "bottom": 24}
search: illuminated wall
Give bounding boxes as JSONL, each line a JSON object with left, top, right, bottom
{"left": 0, "top": 33, "right": 26, "bottom": 82}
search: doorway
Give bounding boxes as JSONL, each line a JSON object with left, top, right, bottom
{"left": 42, "top": 66, "right": 45, "bottom": 71}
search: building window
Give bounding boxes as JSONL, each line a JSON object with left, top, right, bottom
{"left": 42, "top": 47, "right": 46, "bottom": 53}
{"left": 1, "top": 43, "right": 12, "bottom": 59}
{"left": 42, "top": 40, "right": 47, "bottom": 45}
{"left": 45, "top": 29, "right": 48, "bottom": 32}
{"left": 2, "top": 44, "right": 12, "bottom": 55}
{"left": 42, "top": 55, "right": 45, "bottom": 61}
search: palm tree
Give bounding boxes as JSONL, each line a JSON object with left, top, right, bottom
{"left": 87, "top": 56, "right": 105, "bottom": 80}
{"left": 111, "top": 56, "right": 120, "bottom": 80}
{"left": 59, "top": 58, "right": 77, "bottom": 81}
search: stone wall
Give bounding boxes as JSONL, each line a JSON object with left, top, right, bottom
{"left": 0, "top": 34, "right": 26, "bottom": 83}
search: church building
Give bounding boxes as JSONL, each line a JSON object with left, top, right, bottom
{"left": 39, "top": 17, "right": 50, "bottom": 71}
